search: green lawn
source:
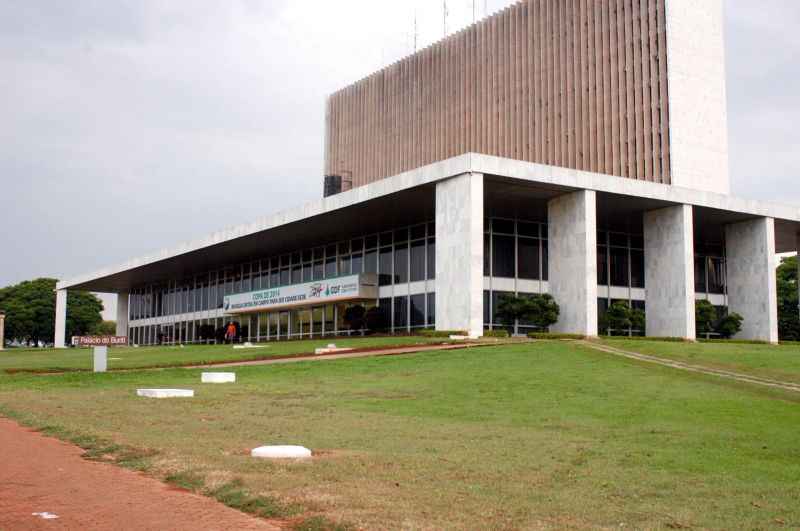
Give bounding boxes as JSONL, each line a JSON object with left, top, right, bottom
{"left": 0, "top": 336, "right": 443, "bottom": 372}
{"left": 601, "top": 338, "right": 800, "bottom": 384}
{"left": 1, "top": 340, "right": 799, "bottom": 529}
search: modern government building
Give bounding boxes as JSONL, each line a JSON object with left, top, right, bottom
{"left": 55, "top": 0, "right": 800, "bottom": 346}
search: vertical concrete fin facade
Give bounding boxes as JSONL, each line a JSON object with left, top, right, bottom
{"left": 664, "top": 0, "right": 729, "bottom": 194}
{"left": 326, "top": 0, "right": 673, "bottom": 189}
{"left": 54, "top": 289, "right": 67, "bottom": 348}
{"left": 116, "top": 293, "right": 130, "bottom": 338}
{"left": 435, "top": 172, "right": 484, "bottom": 336}
{"left": 643, "top": 204, "right": 696, "bottom": 339}
{"left": 548, "top": 190, "right": 598, "bottom": 336}
{"left": 725, "top": 218, "right": 779, "bottom": 343}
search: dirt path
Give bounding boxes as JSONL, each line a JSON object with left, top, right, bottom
{"left": 580, "top": 341, "right": 800, "bottom": 394}
{"left": 187, "top": 341, "right": 498, "bottom": 369}
{"left": 0, "top": 417, "right": 278, "bottom": 531}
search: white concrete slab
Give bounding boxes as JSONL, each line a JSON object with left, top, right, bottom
{"left": 136, "top": 389, "right": 194, "bottom": 398}
{"left": 314, "top": 347, "right": 354, "bottom": 355}
{"left": 201, "top": 372, "right": 236, "bottom": 384}
{"left": 93, "top": 346, "right": 108, "bottom": 373}
{"left": 251, "top": 445, "right": 312, "bottom": 459}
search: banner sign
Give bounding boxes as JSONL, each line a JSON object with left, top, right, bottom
{"left": 223, "top": 273, "right": 378, "bottom": 314}
{"left": 72, "top": 336, "right": 128, "bottom": 347}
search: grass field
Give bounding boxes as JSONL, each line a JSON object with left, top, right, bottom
{"left": 0, "top": 336, "right": 444, "bottom": 372}
{"left": 1, "top": 339, "right": 799, "bottom": 529}
{"left": 601, "top": 338, "right": 800, "bottom": 384}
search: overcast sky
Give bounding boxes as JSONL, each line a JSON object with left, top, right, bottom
{"left": 1, "top": 1, "right": 798, "bottom": 319}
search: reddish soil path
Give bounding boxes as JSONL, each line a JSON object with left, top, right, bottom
{"left": 0, "top": 417, "right": 278, "bottom": 531}
{"left": 187, "top": 341, "right": 500, "bottom": 369}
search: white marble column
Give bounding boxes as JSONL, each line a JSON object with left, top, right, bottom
{"left": 116, "top": 293, "right": 129, "bottom": 338}
{"left": 435, "top": 172, "right": 484, "bottom": 337}
{"left": 54, "top": 289, "right": 67, "bottom": 348}
{"left": 643, "top": 204, "right": 696, "bottom": 339}
{"left": 725, "top": 217, "right": 778, "bottom": 343}
{"left": 547, "top": 190, "right": 598, "bottom": 336}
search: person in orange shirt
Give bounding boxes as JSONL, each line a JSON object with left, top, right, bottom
{"left": 225, "top": 322, "right": 237, "bottom": 344}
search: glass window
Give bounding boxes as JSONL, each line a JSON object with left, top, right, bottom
{"left": 394, "top": 244, "right": 409, "bottom": 284}
{"left": 351, "top": 238, "right": 364, "bottom": 253}
{"left": 493, "top": 219, "right": 515, "bottom": 234}
{"left": 410, "top": 294, "right": 425, "bottom": 327}
{"left": 410, "top": 224, "right": 426, "bottom": 240}
{"left": 379, "top": 247, "right": 393, "bottom": 286}
{"left": 365, "top": 235, "right": 378, "bottom": 250}
{"left": 492, "top": 291, "right": 514, "bottom": 327}
{"left": 427, "top": 292, "right": 435, "bottom": 326}
{"left": 427, "top": 239, "right": 435, "bottom": 280}
{"left": 694, "top": 257, "right": 707, "bottom": 293}
{"left": 518, "top": 221, "right": 539, "bottom": 238}
{"left": 325, "top": 257, "right": 337, "bottom": 278}
{"left": 291, "top": 265, "right": 302, "bottom": 284}
{"left": 302, "top": 249, "right": 313, "bottom": 263}
{"left": 609, "top": 233, "right": 628, "bottom": 247}
{"left": 630, "top": 235, "right": 644, "bottom": 249}
{"left": 351, "top": 253, "right": 363, "bottom": 274}
{"left": 313, "top": 261, "right": 324, "bottom": 280}
{"left": 394, "top": 296, "right": 408, "bottom": 329}
{"left": 380, "top": 232, "right": 393, "bottom": 246}
{"left": 492, "top": 234, "right": 515, "bottom": 278}
{"left": 339, "top": 255, "right": 351, "bottom": 276}
{"left": 377, "top": 298, "right": 392, "bottom": 331}
{"left": 597, "top": 246, "right": 609, "bottom": 285}
{"left": 542, "top": 244, "right": 549, "bottom": 281}
{"left": 609, "top": 247, "right": 629, "bottom": 287}
{"left": 338, "top": 241, "right": 350, "bottom": 256}
{"left": 518, "top": 237, "right": 540, "bottom": 280}
{"left": 708, "top": 257, "right": 725, "bottom": 294}
{"left": 302, "top": 264, "right": 312, "bottom": 282}
{"left": 365, "top": 250, "right": 378, "bottom": 274}
{"left": 484, "top": 233, "right": 491, "bottom": 276}
{"left": 630, "top": 250, "right": 645, "bottom": 288}
{"left": 410, "top": 240, "right": 426, "bottom": 282}
{"left": 597, "top": 231, "right": 608, "bottom": 245}
{"left": 394, "top": 228, "right": 408, "bottom": 244}
{"left": 280, "top": 268, "right": 290, "bottom": 286}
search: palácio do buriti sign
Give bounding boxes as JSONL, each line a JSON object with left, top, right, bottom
{"left": 223, "top": 273, "right": 378, "bottom": 314}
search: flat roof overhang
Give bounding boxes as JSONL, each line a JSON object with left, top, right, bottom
{"left": 58, "top": 154, "right": 800, "bottom": 293}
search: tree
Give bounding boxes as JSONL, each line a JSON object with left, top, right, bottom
{"left": 494, "top": 294, "right": 559, "bottom": 332}
{"left": 777, "top": 256, "right": 799, "bottom": 341}
{"left": 604, "top": 301, "right": 632, "bottom": 336}
{"left": 364, "top": 306, "right": 388, "bottom": 332}
{"left": 695, "top": 300, "right": 717, "bottom": 338}
{"left": 717, "top": 313, "right": 743, "bottom": 339}
{"left": 0, "top": 278, "right": 104, "bottom": 346}
{"left": 94, "top": 321, "right": 117, "bottom": 336}
{"left": 630, "top": 308, "right": 646, "bottom": 335}
{"left": 495, "top": 294, "right": 531, "bottom": 329}
{"left": 527, "top": 294, "right": 560, "bottom": 331}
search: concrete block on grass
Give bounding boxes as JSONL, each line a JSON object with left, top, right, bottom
{"left": 251, "top": 445, "right": 312, "bottom": 459}
{"left": 201, "top": 372, "right": 236, "bottom": 384}
{"left": 136, "top": 389, "right": 194, "bottom": 398}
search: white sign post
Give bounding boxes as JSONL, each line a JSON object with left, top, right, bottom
{"left": 93, "top": 346, "right": 108, "bottom": 373}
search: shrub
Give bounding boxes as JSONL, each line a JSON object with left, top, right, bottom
{"left": 717, "top": 312, "right": 744, "bottom": 339}
{"left": 483, "top": 329, "right": 510, "bottom": 338}
{"left": 695, "top": 300, "right": 717, "bottom": 336}
{"left": 528, "top": 332, "right": 585, "bottom": 340}
{"left": 416, "top": 329, "right": 467, "bottom": 338}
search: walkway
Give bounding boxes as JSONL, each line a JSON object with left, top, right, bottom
{"left": 0, "top": 417, "right": 278, "bottom": 530}
{"left": 580, "top": 341, "right": 800, "bottom": 394}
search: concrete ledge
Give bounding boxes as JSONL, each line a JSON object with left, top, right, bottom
{"left": 251, "top": 445, "right": 312, "bottom": 459}
{"left": 136, "top": 389, "right": 195, "bottom": 398}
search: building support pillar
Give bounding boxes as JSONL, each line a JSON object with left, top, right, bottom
{"left": 116, "top": 293, "right": 129, "bottom": 338}
{"left": 643, "top": 205, "right": 696, "bottom": 339}
{"left": 0, "top": 312, "right": 5, "bottom": 350}
{"left": 54, "top": 289, "right": 67, "bottom": 348}
{"left": 725, "top": 217, "right": 779, "bottom": 343}
{"left": 435, "top": 172, "right": 484, "bottom": 337}
{"left": 548, "top": 190, "right": 598, "bottom": 337}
